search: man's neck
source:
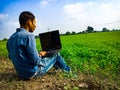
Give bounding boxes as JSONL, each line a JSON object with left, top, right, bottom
{"left": 21, "top": 26, "right": 29, "bottom": 32}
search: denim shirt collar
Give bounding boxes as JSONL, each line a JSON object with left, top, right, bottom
{"left": 16, "top": 28, "right": 28, "bottom": 33}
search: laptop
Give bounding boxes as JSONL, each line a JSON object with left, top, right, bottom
{"left": 39, "top": 30, "right": 61, "bottom": 58}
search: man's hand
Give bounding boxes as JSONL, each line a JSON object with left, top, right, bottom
{"left": 39, "top": 51, "right": 47, "bottom": 57}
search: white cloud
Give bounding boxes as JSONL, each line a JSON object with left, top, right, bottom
{"left": 63, "top": 2, "right": 95, "bottom": 20}
{"left": 0, "top": 13, "right": 18, "bottom": 27}
{"left": 100, "top": 3, "right": 112, "bottom": 10}
{"left": 47, "top": 0, "right": 56, "bottom": 2}
{"left": 40, "top": 0, "right": 57, "bottom": 7}
{"left": 7, "top": 21, "right": 19, "bottom": 27}
{"left": 40, "top": 0, "right": 48, "bottom": 7}
{"left": 64, "top": 3, "right": 84, "bottom": 14}
{"left": 0, "top": 13, "right": 19, "bottom": 40}
{"left": 0, "top": 13, "right": 9, "bottom": 29}
{"left": 63, "top": 1, "right": 120, "bottom": 31}
{"left": 0, "top": 13, "right": 8, "bottom": 20}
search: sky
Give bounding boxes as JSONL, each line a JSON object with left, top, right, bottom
{"left": 0, "top": 0, "right": 120, "bottom": 40}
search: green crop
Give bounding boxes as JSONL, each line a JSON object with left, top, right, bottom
{"left": 36, "top": 31, "right": 120, "bottom": 78}
{"left": 0, "top": 31, "right": 120, "bottom": 79}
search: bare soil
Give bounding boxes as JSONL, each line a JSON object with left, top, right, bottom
{"left": 0, "top": 57, "right": 119, "bottom": 90}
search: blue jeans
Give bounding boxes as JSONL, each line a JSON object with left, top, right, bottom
{"left": 35, "top": 53, "right": 70, "bottom": 77}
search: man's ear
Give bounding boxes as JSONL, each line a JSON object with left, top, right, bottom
{"left": 25, "top": 20, "right": 29, "bottom": 26}
{"left": 27, "top": 20, "right": 32, "bottom": 26}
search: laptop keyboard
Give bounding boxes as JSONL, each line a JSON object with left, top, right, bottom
{"left": 42, "top": 50, "right": 58, "bottom": 58}
{"left": 47, "top": 50, "right": 58, "bottom": 54}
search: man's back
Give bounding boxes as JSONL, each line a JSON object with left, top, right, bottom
{"left": 7, "top": 28, "right": 40, "bottom": 79}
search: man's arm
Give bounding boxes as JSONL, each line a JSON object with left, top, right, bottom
{"left": 26, "top": 34, "right": 42, "bottom": 65}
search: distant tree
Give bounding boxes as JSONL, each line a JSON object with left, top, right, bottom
{"left": 86, "top": 26, "right": 94, "bottom": 33}
{"left": 102, "top": 27, "right": 109, "bottom": 32}
{"left": 66, "top": 31, "right": 71, "bottom": 35}
{"left": 112, "top": 28, "right": 116, "bottom": 31}
{"left": 94, "top": 31, "right": 97, "bottom": 33}
{"left": 72, "top": 31, "right": 76, "bottom": 35}
{"left": 2, "top": 38, "right": 7, "bottom": 41}
{"left": 112, "top": 28, "right": 120, "bottom": 31}
{"left": 82, "top": 31, "right": 85, "bottom": 34}
{"left": 102, "top": 27, "right": 107, "bottom": 32}
{"left": 35, "top": 35, "right": 39, "bottom": 38}
{"left": 78, "top": 32, "right": 82, "bottom": 34}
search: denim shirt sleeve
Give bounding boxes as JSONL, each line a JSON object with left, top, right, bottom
{"left": 26, "top": 34, "right": 42, "bottom": 65}
{"left": 6, "top": 41, "right": 11, "bottom": 59}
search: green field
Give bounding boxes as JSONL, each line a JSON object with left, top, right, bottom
{"left": 37, "top": 31, "right": 120, "bottom": 77}
{"left": 0, "top": 31, "right": 120, "bottom": 89}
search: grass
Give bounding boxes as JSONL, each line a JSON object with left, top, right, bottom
{"left": 0, "top": 31, "right": 120, "bottom": 89}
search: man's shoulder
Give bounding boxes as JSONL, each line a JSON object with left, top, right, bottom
{"left": 17, "top": 28, "right": 34, "bottom": 38}
{"left": 9, "top": 30, "right": 33, "bottom": 42}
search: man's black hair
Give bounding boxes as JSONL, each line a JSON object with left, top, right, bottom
{"left": 19, "top": 11, "right": 35, "bottom": 26}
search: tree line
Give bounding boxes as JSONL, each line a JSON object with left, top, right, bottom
{"left": 0, "top": 26, "right": 120, "bottom": 41}
{"left": 62, "top": 26, "right": 120, "bottom": 35}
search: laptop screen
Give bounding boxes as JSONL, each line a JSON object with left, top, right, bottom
{"left": 39, "top": 30, "right": 61, "bottom": 51}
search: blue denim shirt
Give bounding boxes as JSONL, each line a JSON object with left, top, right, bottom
{"left": 6, "top": 28, "right": 42, "bottom": 79}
